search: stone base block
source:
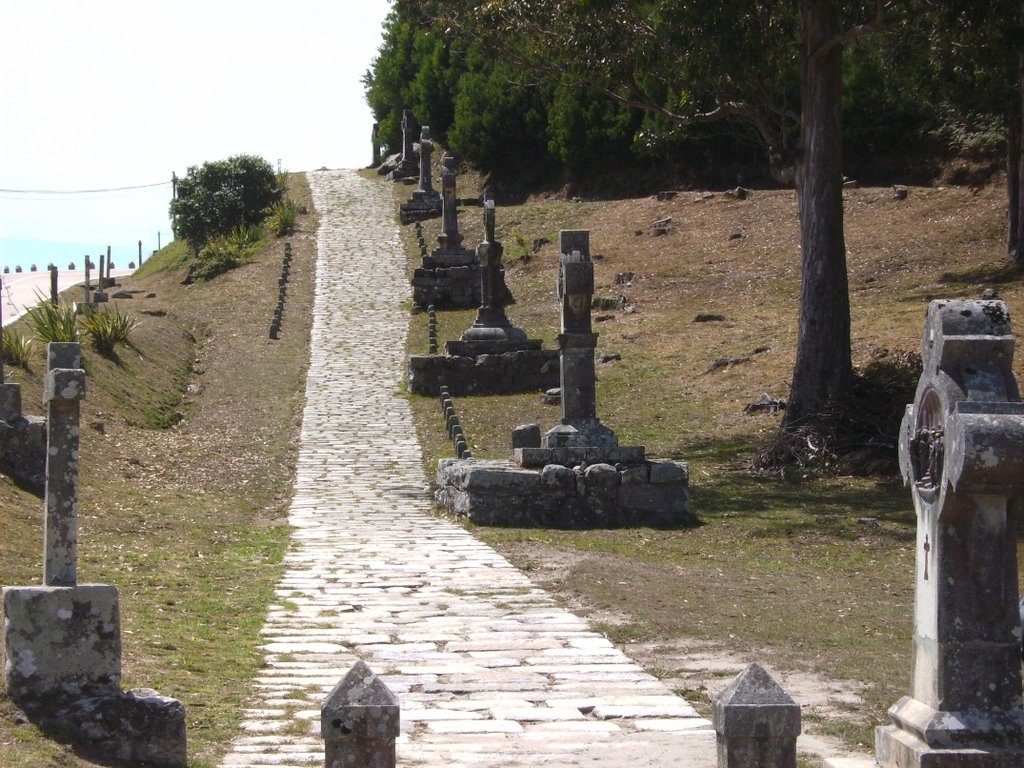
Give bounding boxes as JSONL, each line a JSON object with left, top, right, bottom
{"left": 876, "top": 724, "right": 1024, "bottom": 767}
{"left": 435, "top": 458, "right": 694, "bottom": 528}
{"left": 38, "top": 688, "right": 188, "bottom": 768}
{"left": 515, "top": 446, "right": 647, "bottom": 468}
{"left": 409, "top": 349, "right": 559, "bottom": 396}
{"left": 2, "top": 584, "right": 121, "bottom": 702}
{"left": 400, "top": 196, "right": 442, "bottom": 224}
{"left": 412, "top": 264, "right": 480, "bottom": 309}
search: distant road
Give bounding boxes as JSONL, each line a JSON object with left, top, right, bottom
{"left": 1, "top": 269, "right": 133, "bottom": 327}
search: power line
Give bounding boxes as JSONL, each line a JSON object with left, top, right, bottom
{"left": 0, "top": 181, "right": 172, "bottom": 195}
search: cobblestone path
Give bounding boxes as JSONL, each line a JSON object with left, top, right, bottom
{"left": 218, "top": 169, "right": 714, "bottom": 768}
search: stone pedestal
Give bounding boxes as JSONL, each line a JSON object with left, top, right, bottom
{"left": 876, "top": 299, "right": 1024, "bottom": 768}
{"left": 2, "top": 584, "right": 121, "bottom": 701}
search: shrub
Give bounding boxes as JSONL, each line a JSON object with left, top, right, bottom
{"left": 81, "top": 305, "right": 138, "bottom": 356}
{"left": 169, "top": 154, "right": 281, "bottom": 253}
{"left": 267, "top": 199, "right": 298, "bottom": 237}
{"left": 191, "top": 239, "right": 242, "bottom": 282}
{"left": 23, "top": 296, "right": 80, "bottom": 343}
{"left": 1, "top": 327, "right": 33, "bottom": 369}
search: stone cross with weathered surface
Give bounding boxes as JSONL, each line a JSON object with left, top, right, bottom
{"left": 43, "top": 342, "right": 86, "bottom": 586}
{"left": 457, "top": 199, "right": 524, "bottom": 343}
{"left": 876, "top": 299, "right": 1024, "bottom": 767}
{"left": 543, "top": 230, "right": 618, "bottom": 448}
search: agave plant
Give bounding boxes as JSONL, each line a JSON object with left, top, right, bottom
{"left": 267, "top": 198, "right": 298, "bottom": 237}
{"left": 80, "top": 304, "right": 138, "bottom": 356}
{"left": 1, "top": 327, "right": 33, "bottom": 369}
{"left": 23, "top": 292, "right": 80, "bottom": 343}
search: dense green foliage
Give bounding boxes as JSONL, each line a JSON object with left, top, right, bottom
{"left": 170, "top": 155, "right": 281, "bottom": 252}
{"left": 364, "top": 1, "right": 1021, "bottom": 188}
{"left": 191, "top": 224, "right": 265, "bottom": 282}
{"left": 1, "top": 327, "right": 32, "bottom": 369}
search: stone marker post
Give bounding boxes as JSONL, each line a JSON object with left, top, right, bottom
{"left": 322, "top": 660, "right": 399, "bottom": 768}
{"left": 84, "top": 256, "right": 92, "bottom": 305}
{"left": 876, "top": 299, "right": 1024, "bottom": 767}
{"left": 460, "top": 199, "right": 522, "bottom": 340}
{"left": 436, "top": 153, "right": 465, "bottom": 253}
{"left": 714, "top": 662, "right": 800, "bottom": 768}
{"left": 99, "top": 253, "right": 106, "bottom": 287}
{"left": 43, "top": 342, "right": 86, "bottom": 586}
{"left": 416, "top": 125, "right": 435, "bottom": 196}
{"left": 543, "top": 230, "right": 618, "bottom": 448}
{"left": 371, "top": 122, "right": 381, "bottom": 168}
{"left": 49, "top": 264, "right": 59, "bottom": 306}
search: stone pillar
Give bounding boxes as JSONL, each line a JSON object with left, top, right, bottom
{"left": 106, "top": 245, "right": 113, "bottom": 285}
{"left": 322, "top": 660, "right": 399, "bottom": 768}
{"left": 437, "top": 153, "right": 464, "bottom": 252}
{"left": 714, "top": 663, "right": 800, "bottom": 768}
{"left": 43, "top": 343, "right": 86, "bottom": 587}
{"left": 401, "top": 109, "right": 416, "bottom": 167}
{"left": 876, "top": 299, "right": 1024, "bottom": 767}
{"left": 99, "top": 253, "right": 106, "bottom": 287}
{"left": 416, "top": 125, "right": 434, "bottom": 195}
{"left": 49, "top": 264, "right": 59, "bottom": 305}
{"left": 84, "top": 256, "right": 92, "bottom": 305}
{"left": 461, "top": 200, "right": 521, "bottom": 339}
{"left": 371, "top": 122, "right": 381, "bottom": 168}
{"left": 542, "top": 231, "right": 618, "bottom": 448}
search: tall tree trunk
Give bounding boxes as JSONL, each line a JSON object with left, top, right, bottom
{"left": 781, "top": 0, "right": 851, "bottom": 433}
{"left": 1016, "top": 46, "right": 1024, "bottom": 265}
{"left": 1008, "top": 100, "right": 1020, "bottom": 257}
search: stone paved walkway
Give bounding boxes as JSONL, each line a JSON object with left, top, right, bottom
{"left": 217, "top": 169, "right": 715, "bottom": 768}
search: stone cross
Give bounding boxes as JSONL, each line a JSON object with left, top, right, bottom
{"left": 415, "top": 125, "right": 435, "bottom": 195}
{"left": 43, "top": 342, "right": 86, "bottom": 587}
{"left": 436, "top": 154, "right": 464, "bottom": 252}
{"left": 876, "top": 299, "right": 1024, "bottom": 767}
{"left": 401, "top": 109, "right": 417, "bottom": 166}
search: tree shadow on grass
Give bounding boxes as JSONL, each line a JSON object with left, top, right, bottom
{"left": 937, "top": 260, "right": 1022, "bottom": 287}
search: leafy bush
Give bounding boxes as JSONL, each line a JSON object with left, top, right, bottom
{"left": 1, "top": 327, "right": 33, "bottom": 369}
{"left": 267, "top": 199, "right": 298, "bottom": 237}
{"left": 81, "top": 305, "right": 138, "bottom": 356}
{"left": 226, "top": 223, "right": 264, "bottom": 251}
{"left": 169, "top": 154, "right": 281, "bottom": 253}
{"left": 23, "top": 297, "right": 80, "bottom": 343}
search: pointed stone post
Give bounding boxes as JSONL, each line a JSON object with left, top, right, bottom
{"left": 84, "top": 256, "right": 92, "bottom": 305}
{"left": 322, "top": 660, "right": 399, "bottom": 768}
{"left": 49, "top": 264, "right": 59, "bottom": 306}
{"left": 876, "top": 299, "right": 1024, "bottom": 767}
{"left": 714, "top": 662, "right": 800, "bottom": 768}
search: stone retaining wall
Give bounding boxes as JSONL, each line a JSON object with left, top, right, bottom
{"left": 435, "top": 457, "right": 693, "bottom": 528}
{"left": 409, "top": 349, "right": 559, "bottom": 396}
{"left": 411, "top": 264, "right": 480, "bottom": 309}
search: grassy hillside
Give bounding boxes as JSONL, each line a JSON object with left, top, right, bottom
{"left": 0, "top": 174, "right": 317, "bottom": 767}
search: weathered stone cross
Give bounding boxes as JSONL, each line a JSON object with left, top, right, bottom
{"left": 43, "top": 342, "right": 86, "bottom": 586}
{"left": 876, "top": 299, "right": 1024, "bottom": 767}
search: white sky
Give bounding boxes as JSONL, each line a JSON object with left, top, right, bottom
{"left": 0, "top": 0, "right": 392, "bottom": 266}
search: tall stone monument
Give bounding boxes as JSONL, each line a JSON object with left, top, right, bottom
{"left": 876, "top": 299, "right": 1024, "bottom": 768}
{"left": 447, "top": 199, "right": 534, "bottom": 354}
{"left": 2, "top": 343, "right": 187, "bottom": 767}
{"left": 543, "top": 230, "right": 619, "bottom": 449}
{"left": 432, "top": 153, "right": 475, "bottom": 265}
{"left": 399, "top": 125, "right": 442, "bottom": 224}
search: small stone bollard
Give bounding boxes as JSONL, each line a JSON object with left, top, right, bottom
{"left": 322, "top": 660, "right": 399, "bottom": 768}
{"left": 714, "top": 662, "right": 800, "bottom": 768}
